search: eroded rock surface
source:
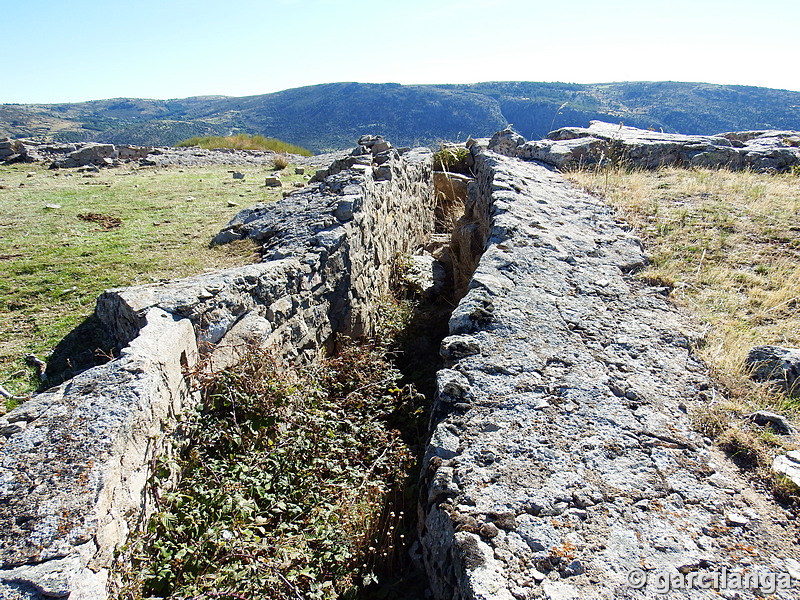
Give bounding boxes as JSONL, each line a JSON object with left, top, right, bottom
{"left": 0, "top": 309, "right": 197, "bottom": 599}
{"left": 419, "top": 146, "right": 800, "bottom": 599}
{"left": 496, "top": 121, "right": 800, "bottom": 171}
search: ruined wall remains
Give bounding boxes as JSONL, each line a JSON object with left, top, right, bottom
{"left": 2, "top": 125, "right": 799, "bottom": 600}
{"left": 0, "top": 138, "right": 435, "bottom": 599}
{"left": 417, "top": 140, "right": 799, "bottom": 599}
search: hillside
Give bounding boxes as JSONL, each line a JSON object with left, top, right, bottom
{"left": 2, "top": 81, "right": 800, "bottom": 153}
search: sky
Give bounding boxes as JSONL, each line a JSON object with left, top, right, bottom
{"left": 2, "top": 0, "right": 799, "bottom": 104}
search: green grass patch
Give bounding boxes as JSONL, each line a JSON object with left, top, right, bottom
{"left": 177, "top": 134, "right": 313, "bottom": 156}
{"left": 0, "top": 162, "right": 308, "bottom": 400}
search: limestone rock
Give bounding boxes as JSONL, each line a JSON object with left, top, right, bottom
{"left": 403, "top": 254, "right": 447, "bottom": 299}
{"left": 52, "top": 144, "right": 117, "bottom": 168}
{"left": 487, "top": 127, "right": 525, "bottom": 157}
{"left": 514, "top": 121, "right": 800, "bottom": 172}
{"left": 772, "top": 451, "right": 800, "bottom": 488}
{"left": 0, "top": 309, "right": 198, "bottom": 599}
{"left": 747, "top": 410, "right": 793, "bottom": 434}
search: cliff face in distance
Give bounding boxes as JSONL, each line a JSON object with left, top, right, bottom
{"left": 2, "top": 80, "right": 800, "bottom": 153}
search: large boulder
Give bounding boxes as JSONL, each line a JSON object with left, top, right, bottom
{"left": 51, "top": 144, "right": 118, "bottom": 168}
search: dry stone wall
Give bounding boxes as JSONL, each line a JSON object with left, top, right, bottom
{"left": 418, "top": 143, "right": 800, "bottom": 599}
{"left": 0, "top": 139, "right": 435, "bottom": 599}
{"left": 0, "top": 309, "right": 197, "bottom": 600}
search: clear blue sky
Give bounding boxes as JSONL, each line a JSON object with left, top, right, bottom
{"left": 2, "top": 0, "right": 798, "bottom": 104}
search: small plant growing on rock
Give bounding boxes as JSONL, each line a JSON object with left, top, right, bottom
{"left": 433, "top": 145, "right": 470, "bottom": 173}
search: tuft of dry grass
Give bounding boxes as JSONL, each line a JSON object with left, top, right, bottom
{"left": 272, "top": 154, "right": 290, "bottom": 170}
{"left": 567, "top": 166, "right": 800, "bottom": 499}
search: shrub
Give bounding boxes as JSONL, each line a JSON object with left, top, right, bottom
{"left": 433, "top": 145, "right": 470, "bottom": 173}
{"left": 112, "top": 322, "right": 427, "bottom": 599}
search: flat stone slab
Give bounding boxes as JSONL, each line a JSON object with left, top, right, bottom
{"left": 419, "top": 148, "right": 800, "bottom": 599}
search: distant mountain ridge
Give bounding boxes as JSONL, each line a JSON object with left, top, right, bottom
{"left": 2, "top": 81, "right": 800, "bottom": 153}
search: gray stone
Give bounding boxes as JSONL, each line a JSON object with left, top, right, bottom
{"left": 745, "top": 345, "right": 800, "bottom": 392}
{"left": 516, "top": 121, "right": 800, "bottom": 172}
{"left": 294, "top": 166, "right": 305, "bottom": 175}
{"left": 441, "top": 335, "right": 481, "bottom": 360}
{"left": 747, "top": 410, "right": 794, "bottom": 434}
{"left": 264, "top": 175, "right": 282, "bottom": 187}
{"left": 487, "top": 127, "right": 525, "bottom": 157}
{"left": 772, "top": 453, "right": 800, "bottom": 488}
{"left": 403, "top": 254, "right": 447, "bottom": 299}
{"left": 232, "top": 171, "right": 244, "bottom": 179}
{"left": 0, "top": 308, "right": 198, "bottom": 598}
{"left": 725, "top": 512, "right": 750, "bottom": 527}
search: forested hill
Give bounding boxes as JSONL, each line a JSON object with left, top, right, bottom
{"left": 2, "top": 81, "right": 799, "bottom": 153}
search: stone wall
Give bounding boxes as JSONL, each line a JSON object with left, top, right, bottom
{"left": 0, "top": 309, "right": 197, "bottom": 599}
{"left": 417, "top": 142, "right": 800, "bottom": 599}
{"left": 0, "top": 138, "right": 435, "bottom": 599}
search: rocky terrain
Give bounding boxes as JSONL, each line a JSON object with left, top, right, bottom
{"left": 496, "top": 121, "right": 800, "bottom": 172}
{"left": 0, "top": 123, "right": 798, "bottom": 599}
{"left": 419, "top": 131, "right": 800, "bottom": 599}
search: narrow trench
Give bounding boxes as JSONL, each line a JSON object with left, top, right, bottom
{"left": 358, "top": 153, "right": 485, "bottom": 598}
{"left": 114, "top": 153, "right": 487, "bottom": 600}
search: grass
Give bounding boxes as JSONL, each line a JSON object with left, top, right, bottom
{"left": 110, "top": 300, "right": 428, "bottom": 600}
{"left": 177, "top": 134, "right": 313, "bottom": 156}
{"left": 567, "top": 165, "right": 800, "bottom": 498}
{"left": 0, "top": 162, "right": 309, "bottom": 401}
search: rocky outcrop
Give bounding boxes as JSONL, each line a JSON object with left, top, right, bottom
{"left": 0, "top": 139, "right": 153, "bottom": 168}
{"left": 495, "top": 121, "right": 800, "bottom": 172}
{"left": 0, "top": 139, "right": 12, "bottom": 162}
{"left": 745, "top": 345, "right": 800, "bottom": 393}
{"left": 418, "top": 143, "right": 800, "bottom": 599}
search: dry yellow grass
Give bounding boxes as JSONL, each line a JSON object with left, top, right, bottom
{"left": 568, "top": 166, "right": 800, "bottom": 414}
{"left": 568, "top": 166, "right": 800, "bottom": 499}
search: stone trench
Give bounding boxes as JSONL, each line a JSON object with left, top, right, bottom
{"left": 1, "top": 131, "right": 799, "bottom": 599}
